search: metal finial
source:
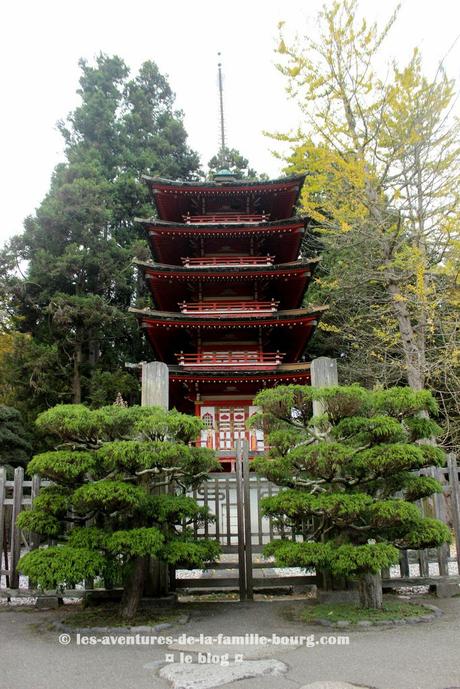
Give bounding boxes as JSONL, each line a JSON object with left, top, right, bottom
{"left": 217, "top": 53, "right": 226, "bottom": 163}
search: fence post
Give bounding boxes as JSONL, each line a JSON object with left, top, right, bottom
{"left": 10, "top": 467, "right": 24, "bottom": 589}
{"left": 0, "top": 467, "right": 6, "bottom": 585}
{"left": 30, "top": 474, "right": 41, "bottom": 552}
{"left": 447, "top": 454, "right": 460, "bottom": 574}
{"left": 431, "top": 466, "right": 450, "bottom": 576}
{"left": 235, "top": 440, "right": 247, "bottom": 601}
{"left": 399, "top": 550, "right": 410, "bottom": 578}
{"left": 242, "top": 440, "right": 254, "bottom": 601}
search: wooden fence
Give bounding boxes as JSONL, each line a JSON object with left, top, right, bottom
{"left": 1, "top": 455, "right": 460, "bottom": 597}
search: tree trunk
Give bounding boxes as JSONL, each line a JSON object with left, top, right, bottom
{"left": 357, "top": 572, "right": 382, "bottom": 609}
{"left": 387, "top": 280, "right": 425, "bottom": 391}
{"left": 87, "top": 334, "right": 100, "bottom": 369}
{"left": 320, "top": 569, "right": 349, "bottom": 591}
{"left": 72, "top": 342, "right": 82, "bottom": 404}
{"left": 120, "top": 556, "right": 147, "bottom": 620}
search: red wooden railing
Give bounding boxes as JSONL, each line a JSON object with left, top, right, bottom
{"left": 175, "top": 351, "right": 285, "bottom": 369}
{"left": 181, "top": 255, "right": 274, "bottom": 267}
{"left": 179, "top": 300, "right": 279, "bottom": 314}
{"left": 183, "top": 212, "right": 270, "bottom": 224}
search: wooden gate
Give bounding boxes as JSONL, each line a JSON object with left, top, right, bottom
{"left": 176, "top": 440, "right": 314, "bottom": 599}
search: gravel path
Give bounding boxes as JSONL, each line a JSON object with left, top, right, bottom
{"left": 1, "top": 597, "right": 460, "bottom": 689}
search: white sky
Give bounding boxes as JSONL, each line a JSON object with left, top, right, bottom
{"left": 1, "top": 0, "right": 460, "bottom": 246}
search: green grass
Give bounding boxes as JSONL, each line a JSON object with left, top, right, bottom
{"left": 300, "top": 600, "right": 427, "bottom": 624}
{"left": 62, "top": 605, "right": 178, "bottom": 628}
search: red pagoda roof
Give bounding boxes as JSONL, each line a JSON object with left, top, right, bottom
{"left": 168, "top": 364, "right": 312, "bottom": 409}
{"left": 129, "top": 305, "right": 326, "bottom": 363}
{"left": 137, "top": 216, "right": 308, "bottom": 265}
{"left": 143, "top": 174, "right": 306, "bottom": 223}
{"left": 169, "top": 362, "right": 311, "bottom": 383}
{"left": 134, "top": 258, "right": 319, "bottom": 311}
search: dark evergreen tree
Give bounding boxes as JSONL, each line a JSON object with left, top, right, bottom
{"left": 0, "top": 405, "right": 32, "bottom": 469}
{"left": 0, "top": 55, "right": 200, "bottom": 419}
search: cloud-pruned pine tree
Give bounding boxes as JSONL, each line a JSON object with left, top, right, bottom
{"left": 251, "top": 384, "right": 450, "bottom": 608}
{"left": 18, "top": 404, "right": 219, "bottom": 619}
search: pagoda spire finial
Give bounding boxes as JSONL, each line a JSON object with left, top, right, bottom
{"left": 217, "top": 53, "right": 226, "bottom": 164}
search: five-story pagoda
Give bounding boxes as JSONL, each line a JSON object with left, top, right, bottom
{"left": 131, "top": 171, "right": 326, "bottom": 470}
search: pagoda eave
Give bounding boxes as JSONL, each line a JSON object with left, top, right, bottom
{"left": 132, "top": 306, "right": 325, "bottom": 364}
{"left": 142, "top": 173, "right": 305, "bottom": 192}
{"left": 136, "top": 258, "right": 319, "bottom": 311}
{"left": 138, "top": 217, "right": 309, "bottom": 266}
{"left": 135, "top": 257, "right": 319, "bottom": 278}
{"left": 168, "top": 363, "right": 311, "bottom": 384}
{"left": 129, "top": 305, "right": 327, "bottom": 327}
{"left": 143, "top": 174, "right": 306, "bottom": 223}
{"left": 136, "top": 215, "right": 308, "bottom": 233}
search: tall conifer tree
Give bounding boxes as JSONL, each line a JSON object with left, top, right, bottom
{"left": 0, "top": 55, "right": 200, "bottom": 419}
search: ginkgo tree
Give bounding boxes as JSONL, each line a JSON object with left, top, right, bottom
{"left": 17, "top": 404, "right": 220, "bottom": 619}
{"left": 272, "top": 1, "right": 460, "bottom": 444}
{"left": 251, "top": 384, "right": 450, "bottom": 609}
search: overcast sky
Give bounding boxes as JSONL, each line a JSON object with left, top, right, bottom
{"left": 1, "top": 0, "right": 459, "bottom": 246}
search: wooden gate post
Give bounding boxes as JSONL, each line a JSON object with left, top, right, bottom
{"left": 141, "top": 361, "right": 170, "bottom": 597}
{"left": 0, "top": 467, "right": 7, "bottom": 586}
{"left": 235, "top": 440, "right": 247, "bottom": 601}
{"left": 447, "top": 454, "right": 460, "bottom": 574}
{"left": 242, "top": 440, "right": 254, "bottom": 600}
{"left": 10, "top": 467, "right": 24, "bottom": 589}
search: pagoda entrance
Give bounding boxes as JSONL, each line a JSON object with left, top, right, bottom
{"left": 198, "top": 403, "right": 265, "bottom": 467}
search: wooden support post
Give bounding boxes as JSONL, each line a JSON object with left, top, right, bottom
{"left": 0, "top": 467, "right": 7, "bottom": 584}
{"left": 10, "top": 467, "right": 24, "bottom": 589}
{"left": 310, "top": 357, "right": 338, "bottom": 416}
{"left": 141, "top": 362, "right": 169, "bottom": 409}
{"left": 242, "top": 440, "right": 254, "bottom": 601}
{"left": 141, "top": 361, "right": 169, "bottom": 598}
{"left": 30, "top": 475, "right": 41, "bottom": 552}
{"left": 447, "top": 454, "right": 460, "bottom": 574}
{"left": 430, "top": 467, "right": 450, "bottom": 576}
{"left": 399, "top": 550, "right": 410, "bottom": 578}
{"left": 418, "top": 550, "right": 429, "bottom": 577}
{"left": 235, "top": 440, "right": 247, "bottom": 601}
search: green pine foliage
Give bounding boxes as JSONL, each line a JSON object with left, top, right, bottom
{"left": 18, "top": 404, "right": 220, "bottom": 614}
{"left": 19, "top": 547, "right": 107, "bottom": 591}
{"left": 252, "top": 385, "right": 451, "bottom": 606}
{"left": 0, "top": 55, "right": 201, "bottom": 421}
{"left": 0, "top": 405, "right": 32, "bottom": 468}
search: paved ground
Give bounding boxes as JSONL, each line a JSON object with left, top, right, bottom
{"left": 0, "top": 597, "right": 460, "bottom": 689}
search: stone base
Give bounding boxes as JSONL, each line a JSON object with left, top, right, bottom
{"left": 35, "top": 596, "right": 63, "bottom": 609}
{"left": 430, "top": 581, "right": 460, "bottom": 598}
